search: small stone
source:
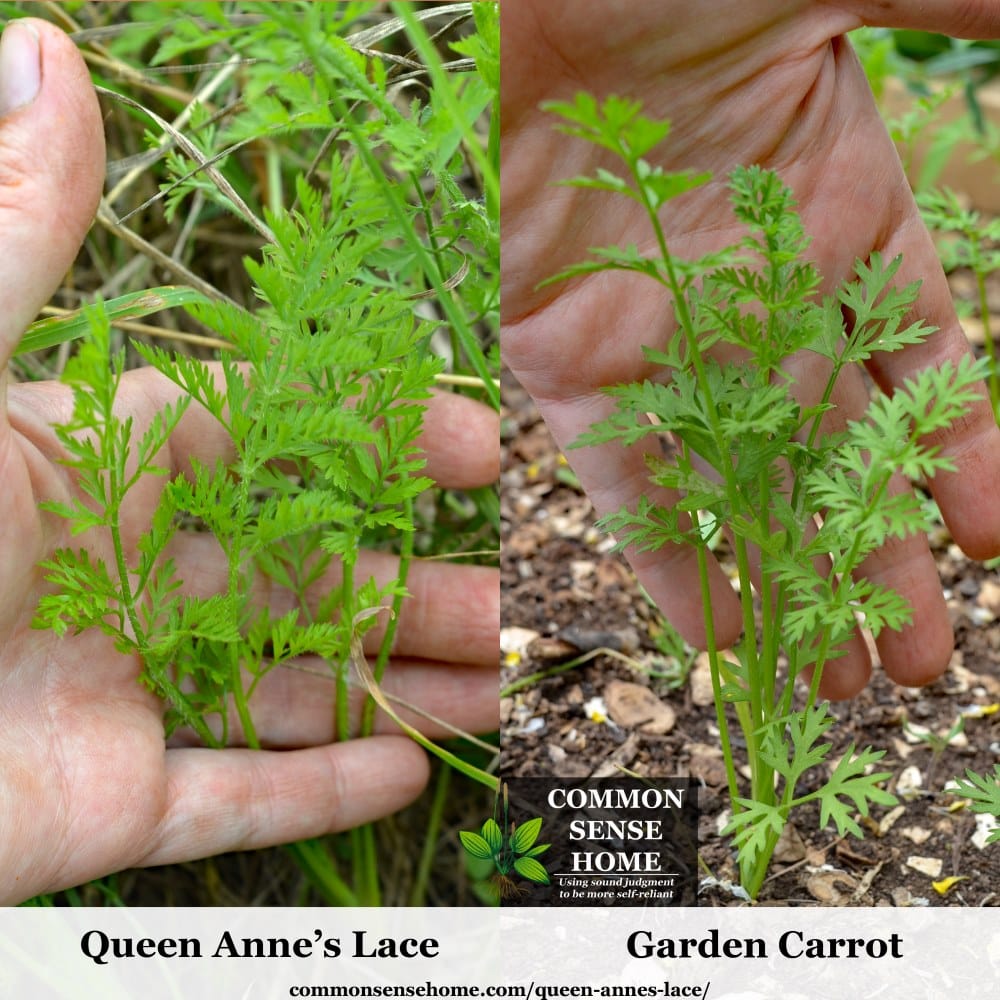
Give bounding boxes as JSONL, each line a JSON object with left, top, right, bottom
{"left": 903, "top": 721, "right": 933, "bottom": 744}
{"left": 688, "top": 747, "right": 728, "bottom": 787}
{"left": 500, "top": 626, "right": 540, "bottom": 655}
{"left": 530, "top": 636, "right": 579, "bottom": 661}
{"left": 905, "top": 855, "right": 944, "bottom": 879}
{"left": 773, "top": 823, "right": 808, "bottom": 864}
{"left": 972, "top": 812, "right": 1000, "bottom": 851}
{"left": 971, "top": 606, "right": 994, "bottom": 626}
{"left": 977, "top": 578, "right": 1000, "bottom": 614}
{"left": 604, "top": 680, "right": 676, "bottom": 734}
{"left": 891, "top": 886, "right": 929, "bottom": 907}
{"left": 560, "top": 625, "right": 640, "bottom": 655}
{"left": 876, "top": 805, "right": 907, "bottom": 837}
{"left": 805, "top": 869, "right": 858, "bottom": 905}
{"left": 896, "top": 765, "right": 924, "bottom": 799}
{"left": 691, "top": 652, "right": 715, "bottom": 707}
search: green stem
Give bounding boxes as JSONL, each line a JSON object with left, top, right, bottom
{"left": 320, "top": 45, "right": 498, "bottom": 409}
{"left": 361, "top": 500, "right": 414, "bottom": 737}
{"left": 757, "top": 467, "right": 777, "bottom": 713}
{"left": 337, "top": 558, "right": 355, "bottom": 744}
{"left": 353, "top": 825, "right": 381, "bottom": 906}
{"left": 106, "top": 439, "right": 219, "bottom": 749}
{"left": 391, "top": 3, "right": 499, "bottom": 216}
{"left": 285, "top": 840, "right": 358, "bottom": 906}
{"left": 409, "top": 764, "right": 452, "bottom": 906}
{"left": 634, "top": 162, "right": 762, "bottom": 877}
{"left": 695, "top": 538, "right": 741, "bottom": 811}
{"left": 501, "top": 645, "right": 671, "bottom": 697}
{"left": 732, "top": 535, "right": 767, "bottom": 807}
{"left": 228, "top": 457, "right": 259, "bottom": 749}
{"left": 410, "top": 172, "right": 461, "bottom": 365}
{"left": 975, "top": 262, "right": 999, "bottom": 414}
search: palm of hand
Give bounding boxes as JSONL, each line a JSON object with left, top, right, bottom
{"left": 501, "top": 0, "right": 1000, "bottom": 696}
{"left": 0, "top": 385, "right": 171, "bottom": 897}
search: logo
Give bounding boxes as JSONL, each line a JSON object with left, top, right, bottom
{"left": 464, "top": 778, "right": 699, "bottom": 906}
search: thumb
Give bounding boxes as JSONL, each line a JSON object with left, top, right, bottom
{"left": 0, "top": 18, "right": 105, "bottom": 368}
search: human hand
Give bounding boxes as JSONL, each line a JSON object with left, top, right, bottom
{"left": 0, "top": 18, "right": 499, "bottom": 905}
{"left": 501, "top": 0, "right": 1000, "bottom": 699}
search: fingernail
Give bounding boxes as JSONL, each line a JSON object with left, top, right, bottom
{"left": 0, "top": 20, "right": 40, "bottom": 117}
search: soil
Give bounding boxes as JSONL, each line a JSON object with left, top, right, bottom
{"left": 499, "top": 361, "right": 1000, "bottom": 908}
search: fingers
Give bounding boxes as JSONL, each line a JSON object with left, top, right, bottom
{"left": 168, "top": 531, "right": 499, "bottom": 667}
{"left": 868, "top": 213, "right": 1000, "bottom": 560}
{"left": 856, "top": 509, "right": 955, "bottom": 691}
{"left": 369, "top": 556, "right": 498, "bottom": 665}
{"left": 417, "top": 389, "right": 500, "bottom": 488}
{"left": 201, "top": 655, "right": 500, "bottom": 749}
{"left": 781, "top": 337, "right": 956, "bottom": 696}
{"left": 784, "top": 28, "right": 1000, "bottom": 562}
{"left": 846, "top": 1, "right": 1000, "bottom": 36}
{"left": 139, "top": 737, "right": 428, "bottom": 867}
{"left": 163, "top": 532, "right": 498, "bottom": 745}
{"left": 850, "top": 214, "right": 1000, "bottom": 688}
{"left": 0, "top": 19, "right": 104, "bottom": 372}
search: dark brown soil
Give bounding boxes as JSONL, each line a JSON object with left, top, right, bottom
{"left": 500, "top": 368, "right": 1000, "bottom": 907}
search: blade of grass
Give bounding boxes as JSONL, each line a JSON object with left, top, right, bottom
{"left": 284, "top": 840, "right": 359, "bottom": 906}
{"left": 18, "top": 286, "right": 212, "bottom": 356}
{"left": 409, "top": 762, "right": 451, "bottom": 905}
{"left": 351, "top": 608, "right": 499, "bottom": 792}
{"left": 95, "top": 85, "right": 276, "bottom": 244}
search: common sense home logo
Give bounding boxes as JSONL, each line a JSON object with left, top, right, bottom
{"left": 460, "top": 784, "right": 551, "bottom": 901}
{"left": 465, "top": 779, "right": 698, "bottom": 906}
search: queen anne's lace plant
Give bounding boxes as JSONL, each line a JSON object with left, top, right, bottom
{"left": 34, "top": 172, "right": 441, "bottom": 750}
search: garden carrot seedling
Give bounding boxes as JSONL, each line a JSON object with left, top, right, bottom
{"left": 541, "top": 92, "right": 989, "bottom": 899}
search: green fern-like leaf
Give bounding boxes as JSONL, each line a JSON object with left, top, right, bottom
{"left": 952, "top": 767, "right": 1000, "bottom": 845}
{"left": 812, "top": 744, "right": 897, "bottom": 838}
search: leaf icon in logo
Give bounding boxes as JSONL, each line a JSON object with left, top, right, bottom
{"left": 481, "top": 817, "right": 503, "bottom": 854}
{"left": 459, "top": 830, "right": 494, "bottom": 860}
{"left": 513, "top": 856, "right": 550, "bottom": 885}
{"left": 510, "top": 816, "right": 543, "bottom": 854}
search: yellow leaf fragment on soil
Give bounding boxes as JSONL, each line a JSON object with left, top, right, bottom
{"left": 932, "top": 875, "right": 967, "bottom": 896}
{"left": 960, "top": 702, "right": 1000, "bottom": 719}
